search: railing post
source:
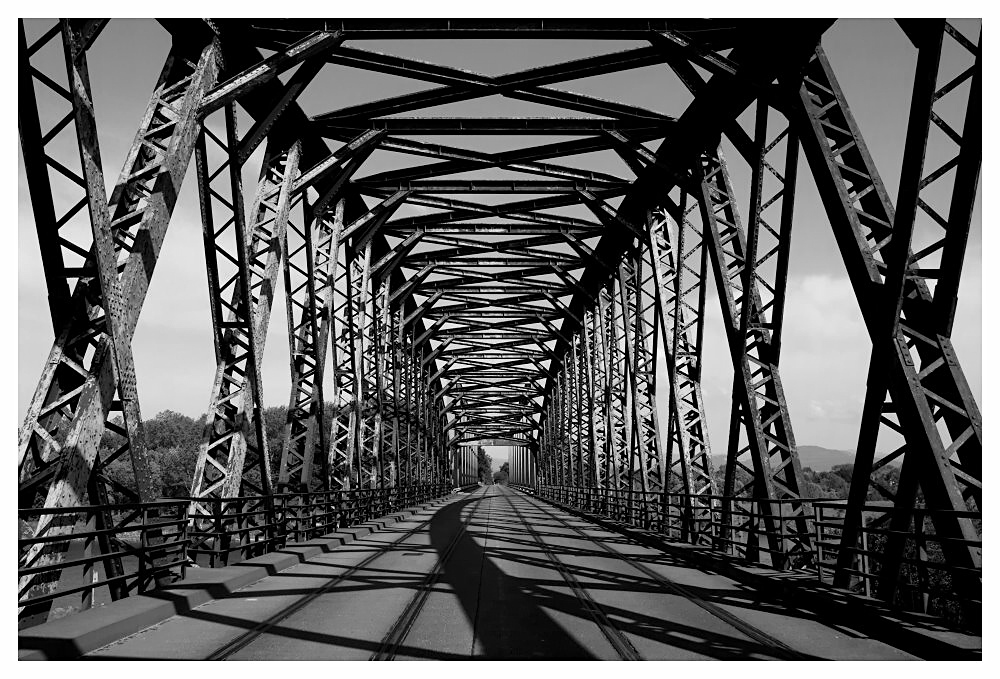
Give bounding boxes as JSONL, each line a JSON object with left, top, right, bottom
{"left": 215, "top": 500, "right": 228, "bottom": 568}
{"left": 861, "top": 511, "right": 872, "bottom": 598}
{"left": 814, "top": 504, "right": 824, "bottom": 584}
{"left": 136, "top": 506, "right": 146, "bottom": 592}
{"left": 777, "top": 500, "right": 787, "bottom": 570}
{"left": 915, "top": 511, "right": 930, "bottom": 614}
{"left": 180, "top": 504, "right": 189, "bottom": 581}
{"left": 82, "top": 509, "right": 95, "bottom": 611}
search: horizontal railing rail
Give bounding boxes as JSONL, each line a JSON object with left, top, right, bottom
{"left": 19, "top": 500, "right": 190, "bottom": 621}
{"left": 812, "top": 500, "right": 981, "bottom": 626}
{"left": 536, "top": 484, "right": 981, "bottom": 628}
{"left": 18, "top": 482, "right": 451, "bottom": 626}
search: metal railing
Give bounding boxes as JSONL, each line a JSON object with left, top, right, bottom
{"left": 19, "top": 501, "right": 189, "bottom": 622}
{"left": 187, "top": 494, "right": 281, "bottom": 567}
{"left": 537, "top": 484, "right": 981, "bottom": 626}
{"left": 19, "top": 483, "right": 451, "bottom": 625}
{"left": 813, "top": 500, "right": 981, "bottom": 625}
{"left": 188, "top": 483, "right": 451, "bottom": 566}
{"left": 538, "top": 485, "right": 812, "bottom": 569}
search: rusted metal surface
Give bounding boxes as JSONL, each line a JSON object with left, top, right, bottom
{"left": 18, "top": 22, "right": 220, "bottom": 626}
{"left": 18, "top": 19, "right": 981, "bottom": 627}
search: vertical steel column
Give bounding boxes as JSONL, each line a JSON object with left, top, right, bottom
{"left": 601, "top": 282, "right": 627, "bottom": 506}
{"left": 540, "top": 405, "right": 548, "bottom": 486}
{"left": 345, "top": 240, "right": 378, "bottom": 489}
{"left": 421, "top": 358, "right": 433, "bottom": 483}
{"left": 20, "top": 33, "right": 219, "bottom": 627}
{"left": 436, "top": 401, "right": 446, "bottom": 483}
{"left": 278, "top": 150, "right": 337, "bottom": 493}
{"left": 559, "top": 369, "right": 570, "bottom": 487}
{"left": 637, "top": 222, "right": 670, "bottom": 512}
{"left": 19, "top": 21, "right": 218, "bottom": 623}
{"left": 574, "top": 334, "right": 588, "bottom": 487}
{"left": 422, "top": 354, "right": 433, "bottom": 484}
{"left": 326, "top": 200, "right": 355, "bottom": 490}
{"left": 648, "top": 203, "right": 716, "bottom": 540}
{"left": 374, "top": 279, "right": 396, "bottom": 490}
{"left": 18, "top": 28, "right": 218, "bottom": 508}
{"left": 189, "top": 130, "right": 300, "bottom": 501}
{"left": 394, "top": 312, "right": 410, "bottom": 487}
{"left": 582, "top": 310, "right": 602, "bottom": 489}
{"left": 60, "top": 20, "right": 156, "bottom": 504}
{"left": 568, "top": 338, "right": 581, "bottom": 487}
{"left": 617, "top": 254, "right": 664, "bottom": 524}
{"left": 789, "top": 26, "right": 982, "bottom": 603}
{"left": 698, "top": 137, "right": 811, "bottom": 568}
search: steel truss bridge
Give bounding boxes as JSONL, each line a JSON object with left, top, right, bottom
{"left": 18, "top": 18, "right": 981, "bottom": 645}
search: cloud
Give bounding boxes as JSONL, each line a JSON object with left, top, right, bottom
{"left": 806, "top": 398, "right": 862, "bottom": 422}
{"left": 694, "top": 273, "right": 872, "bottom": 451}
{"left": 782, "top": 274, "right": 868, "bottom": 346}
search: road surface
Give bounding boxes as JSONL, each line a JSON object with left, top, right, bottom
{"left": 87, "top": 486, "right": 915, "bottom": 660}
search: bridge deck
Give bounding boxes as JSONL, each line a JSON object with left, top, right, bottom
{"left": 84, "top": 487, "right": 916, "bottom": 660}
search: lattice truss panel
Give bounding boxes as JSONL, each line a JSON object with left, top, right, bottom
{"left": 18, "top": 18, "right": 980, "bottom": 618}
{"left": 789, "top": 24, "right": 981, "bottom": 598}
{"left": 18, "top": 19, "right": 220, "bottom": 618}
{"left": 698, "top": 136, "right": 811, "bottom": 565}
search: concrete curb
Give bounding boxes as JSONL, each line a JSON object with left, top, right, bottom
{"left": 532, "top": 491, "right": 981, "bottom": 661}
{"left": 19, "top": 494, "right": 459, "bottom": 660}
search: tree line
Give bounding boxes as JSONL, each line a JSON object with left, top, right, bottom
{"left": 709, "top": 460, "right": 901, "bottom": 502}
{"left": 99, "top": 409, "right": 506, "bottom": 499}
{"left": 100, "top": 405, "right": 341, "bottom": 501}
{"left": 96, "top": 406, "right": 901, "bottom": 503}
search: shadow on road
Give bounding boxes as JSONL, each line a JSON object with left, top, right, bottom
{"left": 429, "top": 490, "right": 596, "bottom": 659}
{"left": 429, "top": 488, "right": 819, "bottom": 660}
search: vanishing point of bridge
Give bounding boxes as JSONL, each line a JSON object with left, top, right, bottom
{"left": 18, "top": 18, "right": 980, "bottom": 659}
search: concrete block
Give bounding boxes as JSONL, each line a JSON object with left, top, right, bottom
{"left": 18, "top": 595, "right": 179, "bottom": 660}
{"left": 19, "top": 493, "right": 460, "bottom": 659}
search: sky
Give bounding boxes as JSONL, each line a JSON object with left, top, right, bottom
{"left": 17, "top": 18, "right": 983, "bottom": 472}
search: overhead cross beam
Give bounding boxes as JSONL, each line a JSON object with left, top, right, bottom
{"left": 18, "top": 19, "right": 981, "bottom": 629}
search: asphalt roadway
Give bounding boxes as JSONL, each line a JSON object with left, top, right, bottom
{"left": 86, "top": 485, "right": 916, "bottom": 660}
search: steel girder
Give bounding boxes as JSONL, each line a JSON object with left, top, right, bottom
{"left": 328, "top": 200, "right": 357, "bottom": 490}
{"left": 789, "top": 29, "right": 981, "bottom": 603}
{"left": 647, "top": 206, "right": 715, "bottom": 539}
{"left": 530, "top": 21, "right": 830, "bottom": 544}
{"left": 535, "top": 198, "right": 715, "bottom": 533}
{"left": 601, "top": 282, "right": 629, "bottom": 503}
{"left": 618, "top": 250, "right": 666, "bottom": 511}
{"left": 18, "top": 21, "right": 219, "bottom": 623}
{"left": 514, "top": 444, "right": 535, "bottom": 487}
{"left": 346, "top": 238, "right": 378, "bottom": 490}
{"left": 276, "top": 192, "right": 336, "bottom": 492}
{"left": 58, "top": 20, "right": 156, "bottom": 507}
{"left": 698, "top": 143, "right": 811, "bottom": 568}
{"left": 188, "top": 127, "right": 299, "bottom": 503}
{"left": 19, "top": 19, "right": 982, "bottom": 622}
{"left": 580, "top": 310, "right": 602, "bottom": 489}
{"left": 328, "top": 228, "right": 444, "bottom": 491}
{"left": 536, "top": 240, "right": 670, "bottom": 522}
{"left": 375, "top": 279, "right": 398, "bottom": 489}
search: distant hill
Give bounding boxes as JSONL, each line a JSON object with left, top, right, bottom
{"left": 796, "top": 445, "right": 855, "bottom": 471}
{"left": 712, "top": 445, "right": 855, "bottom": 473}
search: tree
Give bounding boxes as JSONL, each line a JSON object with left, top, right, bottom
{"left": 476, "top": 446, "right": 492, "bottom": 483}
{"left": 100, "top": 410, "right": 203, "bottom": 502}
{"left": 493, "top": 462, "right": 510, "bottom": 485}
